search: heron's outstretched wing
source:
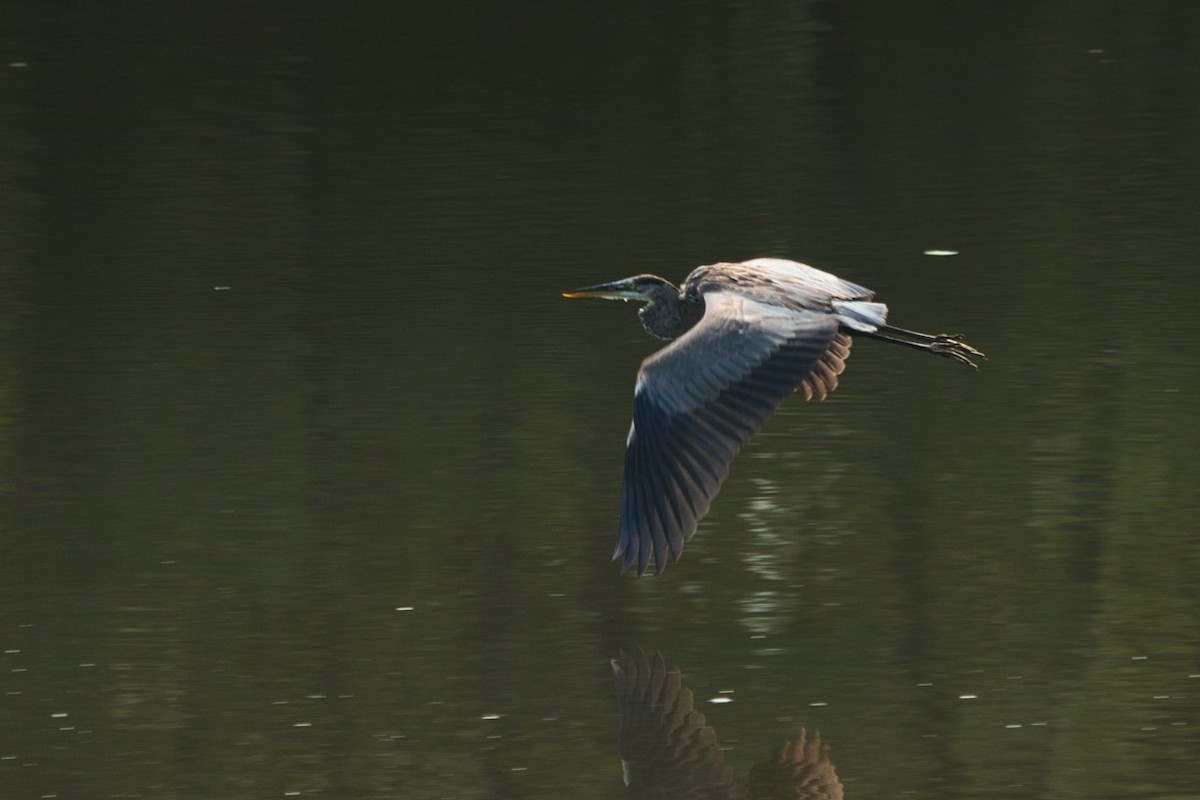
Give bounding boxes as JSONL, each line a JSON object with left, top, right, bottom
{"left": 747, "top": 728, "right": 843, "bottom": 800}
{"left": 612, "top": 650, "right": 743, "bottom": 800}
{"left": 616, "top": 290, "right": 852, "bottom": 575}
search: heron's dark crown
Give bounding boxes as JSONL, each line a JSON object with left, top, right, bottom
{"left": 626, "top": 274, "right": 678, "bottom": 293}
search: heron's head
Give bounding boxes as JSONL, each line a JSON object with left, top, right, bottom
{"left": 562, "top": 274, "right": 677, "bottom": 303}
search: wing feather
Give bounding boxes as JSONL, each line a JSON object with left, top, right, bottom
{"left": 799, "top": 332, "right": 853, "bottom": 403}
{"left": 614, "top": 291, "right": 851, "bottom": 575}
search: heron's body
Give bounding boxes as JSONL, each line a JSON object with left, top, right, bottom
{"left": 564, "top": 258, "right": 983, "bottom": 576}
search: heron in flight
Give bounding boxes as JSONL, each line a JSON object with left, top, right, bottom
{"left": 564, "top": 257, "right": 984, "bottom": 576}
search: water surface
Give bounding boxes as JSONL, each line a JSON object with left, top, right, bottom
{"left": 2, "top": 3, "right": 1199, "bottom": 798}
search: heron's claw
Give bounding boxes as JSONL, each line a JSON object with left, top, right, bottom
{"left": 930, "top": 335, "right": 986, "bottom": 369}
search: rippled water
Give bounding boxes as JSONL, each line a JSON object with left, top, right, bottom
{"left": 2, "top": 3, "right": 1198, "bottom": 798}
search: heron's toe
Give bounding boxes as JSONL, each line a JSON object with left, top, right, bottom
{"left": 930, "top": 336, "right": 986, "bottom": 368}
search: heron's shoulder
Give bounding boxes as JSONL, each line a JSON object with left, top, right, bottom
{"left": 684, "top": 258, "right": 873, "bottom": 303}
{"left": 681, "top": 262, "right": 735, "bottom": 289}
{"left": 680, "top": 262, "right": 771, "bottom": 298}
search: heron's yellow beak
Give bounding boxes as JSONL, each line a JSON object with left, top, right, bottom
{"left": 562, "top": 279, "right": 641, "bottom": 300}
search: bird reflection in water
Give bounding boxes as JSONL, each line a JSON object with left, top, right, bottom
{"left": 566, "top": 258, "right": 985, "bottom": 575}
{"left": 612, "top": 650, "right": 844, "bottom": 799}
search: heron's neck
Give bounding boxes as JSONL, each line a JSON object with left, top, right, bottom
{"left": 638, "top": 286, "right": 703, "bottom": 340}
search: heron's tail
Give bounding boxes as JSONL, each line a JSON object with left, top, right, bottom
{"left": 833, "top": 300, "right": 888, "bottom": 332}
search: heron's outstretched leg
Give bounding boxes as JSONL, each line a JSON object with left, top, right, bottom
{"left": 857, "top": 325, "right": 986, "bottom": 368}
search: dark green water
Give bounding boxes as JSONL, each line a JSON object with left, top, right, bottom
{"left": 2, "top": 3, "right": 1199, "bottom": 798}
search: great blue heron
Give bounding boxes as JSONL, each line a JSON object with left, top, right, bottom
{"left": 564, "top": 257, "right": 984, "bottom": 576}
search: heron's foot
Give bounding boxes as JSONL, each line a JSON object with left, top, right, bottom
{"left": 930, "top": 335, "right": 986, "bottom": 369}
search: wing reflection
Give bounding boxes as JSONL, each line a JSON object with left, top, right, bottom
{"left": 748, "top": 728, "right": 844, "bottom": 800}
{"left": 612, "top": 650, "right": 843, "bottom": 800}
